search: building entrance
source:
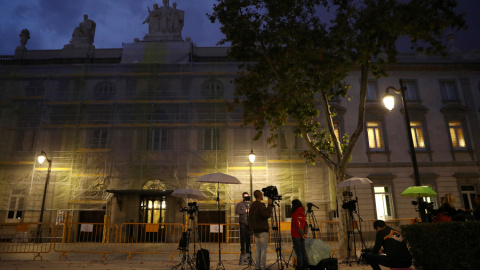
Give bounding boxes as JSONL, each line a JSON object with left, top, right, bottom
{"left": 140, "top": 196, "right": 166, "bottom": 242}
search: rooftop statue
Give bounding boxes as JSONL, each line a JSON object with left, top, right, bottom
{"left": 19, "top": 29, "right": 30, "bottom": 48}
{"left": 64, "top": 14, "right": 96, "bottom": 50}
{"left": 143, "top": 1, "right": 184, "bottom": 41}
{"left": 72, "top": 14, "right": 96, "bottom": 44}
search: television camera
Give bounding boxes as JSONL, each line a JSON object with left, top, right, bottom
{"left": 342, "top": 191, "right": 357, "bottom": 212}
{"left": 180, "top": 202, "right": 198, "bottom": 215}
{"left": 306, "top": 202, "right": 319, "bottom": 212}
{"left": 262, "top": 185, "right": 282, "bottom": 200}
{"left": 411, "top": 200, "right": 434, "bottom": 213}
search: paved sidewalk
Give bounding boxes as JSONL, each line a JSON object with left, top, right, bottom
{"left": 0, "top": 253, "right": 388, "bottom": 270}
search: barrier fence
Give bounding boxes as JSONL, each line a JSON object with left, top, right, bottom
{"left": 0, "top": 218, "right": 417, "bottom": 261}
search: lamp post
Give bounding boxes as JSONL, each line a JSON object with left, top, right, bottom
{"left": 248, "top": 149, "right": 256, "bottom": 199}
{"left": 36, "top": 151, "right": 52, "bottom": 242}
{"left": 383, "top": 80, "right": 427, "bottom": 222}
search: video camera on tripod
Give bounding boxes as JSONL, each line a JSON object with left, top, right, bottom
{"left": 180, "top": 202, "right": 198, "bottom": 215}
{"left": 342, "top": 191, "right": 357, "bottom": 212}
{"left": 262, "top": 185, "right": 282, "bottom": 201}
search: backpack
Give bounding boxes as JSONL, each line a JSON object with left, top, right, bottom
{"left": 196, "top": 249, "right": 209, "bottom": 270}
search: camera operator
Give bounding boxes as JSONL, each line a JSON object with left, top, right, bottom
{"left": 249, "top": 190, "right": 273, "bottom": 270}
{"left": 363, "top": 220, "right": 412, "bottom": 270}
{"left": 235, "top": 192, "right": 251, "bottom": 256}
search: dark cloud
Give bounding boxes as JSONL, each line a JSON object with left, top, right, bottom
{"left": 0, "top": 0, "right": 478, "bottom": 55}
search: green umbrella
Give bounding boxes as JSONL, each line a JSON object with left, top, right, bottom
{"left": 401, "top": 186, "right": 438, "bottom": 197}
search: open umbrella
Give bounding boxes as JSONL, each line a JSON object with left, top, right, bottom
{"left": 401, "top": 186, "right": 438, "bottom": 197}
{"left": 197, "top": 172, "right": 242, "bottom": 184}
{"left": 171, "top": 188, "right": 207, "bottom": 200}
{"left": 197, "top": 172, "right": 242, "bottom": 269}
{"left": 336, "top": 177, "right": 373, "bottom": 188}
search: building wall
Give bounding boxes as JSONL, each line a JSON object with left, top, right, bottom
{"left": 0, "top": 46, "right": 479, "bottom": 227}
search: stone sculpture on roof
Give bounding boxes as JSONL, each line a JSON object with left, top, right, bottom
{"left": 18, "top": 29, "right": 30, "bottom": 49}
{"left": 64, "top": 14, "right": 96, "bottom": 50}
{"left": 143, "top": 0, "right": 184, "bottom": 41}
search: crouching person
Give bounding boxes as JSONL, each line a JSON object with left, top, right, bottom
{"left": 364, "top": 220, "right": 412, "bottom": 270}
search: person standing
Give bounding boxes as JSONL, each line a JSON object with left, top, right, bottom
{"left": 235, "top": 192, "right": 251, "bottom": 256}
{"left": 291, "top": 199, "right": 309, "bottom": 270}
{"left": 249, "top": 190, "right": 273, "bottom": 270}
{"left": 364, "top": 220, "right": 412, "bottom": 270}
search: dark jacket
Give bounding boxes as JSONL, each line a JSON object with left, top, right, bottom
{"left": 249, "top": 200, "right": 273, "bottom": 233}
{"left": 372, "top": 226, "right": 412, "bottom": 264}
{"left": 235, "top": 201, "right": 250, "bottom": 225}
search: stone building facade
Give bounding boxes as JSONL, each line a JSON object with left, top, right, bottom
{"left": 1, "top": 15, "right": 479, "bottom": 228}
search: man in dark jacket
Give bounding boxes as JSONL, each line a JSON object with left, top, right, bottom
{"left": 235, "top": 192, "right": 251, "bottom": 256}
{"left": 364, "top": 220, "right": 412, "bottom": 270}
{"left": 249, "top": 190, "right": 273, "bottom": 270}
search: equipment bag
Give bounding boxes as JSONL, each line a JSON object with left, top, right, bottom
{"left": 196, "top": 249, "right": 209, "bottom": 270}
{"left": 433, "top": 212, "right": 452, "bottom": 223}
{"left": 318, "top": 258, "right": 338, "bottom": 270}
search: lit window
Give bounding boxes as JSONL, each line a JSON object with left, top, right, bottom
{"left": 410, "top": 121, "right": 426, "bottom": 149}
{"left": 374, "top": 186, "right": 393, "bottom": 220}
{"left": 448, "top": 121, "right": 466, "bottom": 149}
{"left": 367, "top": 121, "right": 384, "bottom": 150}
{"left": 461, "top": 185, "right": 476, "bottom": 210}
{"left": 333, "top": 122, "right": 340, "bottom": 141}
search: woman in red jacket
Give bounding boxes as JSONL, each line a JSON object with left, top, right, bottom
{"left": 291, "top": 199, "right": 309, "bottom": 270}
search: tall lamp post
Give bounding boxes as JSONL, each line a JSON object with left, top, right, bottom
{"left": 248, "top": 149, "right": 256, "bottom": 199}
{"left": 383, "top": 80, "right": 427, "bottom": 223}
{"left": 36, "top": 151, "right": 52, "bottom": 242}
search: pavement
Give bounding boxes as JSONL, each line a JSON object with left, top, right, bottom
{"left": 0, "top": 253, "right": 389, "bottom": 270}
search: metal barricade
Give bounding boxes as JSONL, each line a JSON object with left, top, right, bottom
{"left": 0, "top": 222, "right": 54, "bottom": 260}
{"left": 53, "top": 222, "right": 118, "bottom": 262}
{"left": 118, "top": 223, "right": 184, "bottom": 261}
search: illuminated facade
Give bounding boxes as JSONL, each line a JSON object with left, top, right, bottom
{"left": 0, "top": 40, "right": 479, "bottom": 227}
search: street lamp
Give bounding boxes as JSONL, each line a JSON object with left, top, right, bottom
{"left": 248, "top": 149, "right": 256, "bottom": 199}
{"left": 36, "top": 151, "right": 52, "bottom": 242}
{"left": 383, "top": 80, "right": 427, "bottom": 222}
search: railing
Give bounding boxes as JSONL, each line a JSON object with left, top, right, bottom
{"left": 0, "top": 219, "right": 417, "bottom": 261}
{"left": 53, "top": 222, "right": 118, "bottom": 262}
{"left": 117, "top": 223, "right": 184, "bottom": 261}
{"left": 0, "top": 223, "right": 54, "bottom": 260}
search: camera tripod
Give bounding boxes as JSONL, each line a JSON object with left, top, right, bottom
{"left": 172, "top": 211, "right": 197, "bottom": 270}
{"left": 306, "top": 203, "right": 320, "bottom": 238}
{"left": 267, "top": 200, "right": 292, "bottom": 270}
{"left": 242, "top": 200, "right": 256, "bottom": 270}
{"left": 340, "top": 206, "right": 367, "bottom": 266}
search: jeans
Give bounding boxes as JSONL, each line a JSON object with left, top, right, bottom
{"left": 364, "top": 253, "right": 412, "bottom": 270}
{"left": 240, "top": 224, "right": 251, "bottom": 253}
{"left": 292, "top": 237, "right": 309, "bottom": 270}
{"left": 254, "top": 232, "right": 269, "bottom": 270}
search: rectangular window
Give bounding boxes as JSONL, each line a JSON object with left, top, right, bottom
{"left": 410, "top": 121, "right": 426, "bottom": 149}
{"left": 7, "top": 189, "right": 25, "bottom": 222}
{"left": 366, "top": 81, "right": 377, "bottom": 101}
{"left": 146, "top": 128, "right": 168, "bottom": 151}
{"left": 440, "top": 81, "right": 458, "bottom": 100}
{"left": 374, "top": 186, "right": 393, "bottom": 220}
{"left": 461, "top": 185, "right": 476, "bottom": 210}
{"left": 204, "top": 128, "right": 220, "bottom": 150}
{"left": 367, "top": 121, "right": 384, "bottom": 150}
{"left": 403, "top": 80, "right": 419, "bottom": 101}
{"left": 90, "top": 129, "right": 109, "bottom": 148}
{"left": 448, "top": 121, "right": 466, "bottom": 149}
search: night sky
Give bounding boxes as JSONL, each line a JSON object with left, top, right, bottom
{"left": 0, "top": 0, "right": 479, "bottom": 55}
